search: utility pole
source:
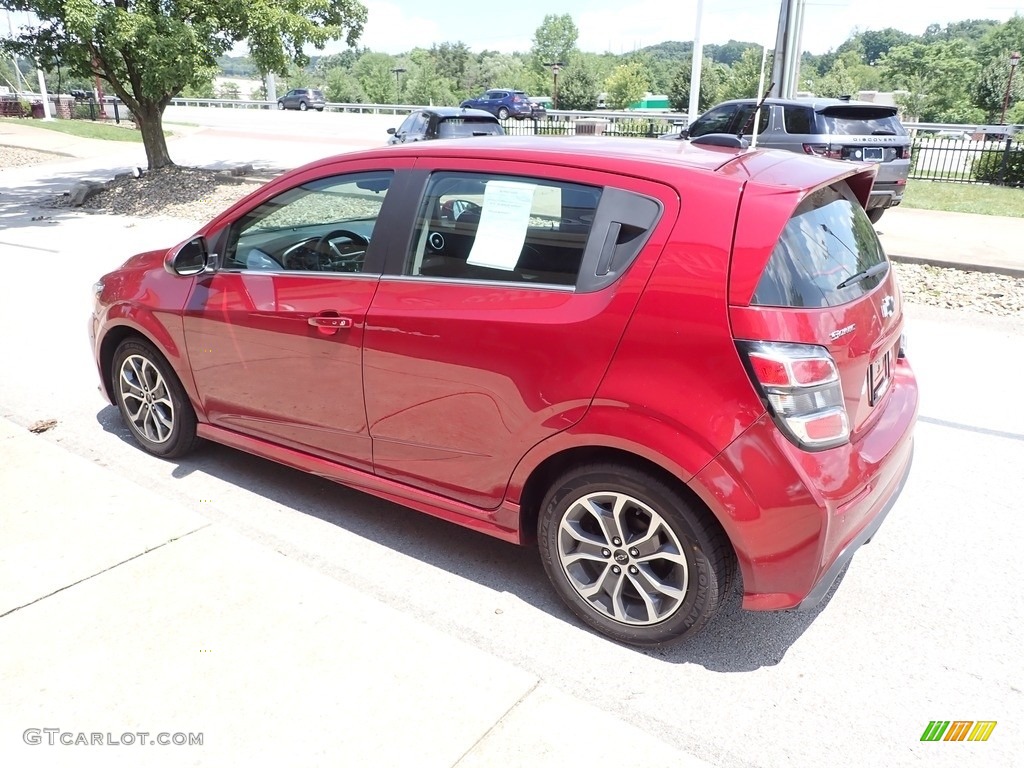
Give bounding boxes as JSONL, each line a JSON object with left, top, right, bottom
{"left": 687, "top": 0, "right": 705, "bottom": 123}
{"left": 770, "top": 0, "right": 805, "bottom": 98}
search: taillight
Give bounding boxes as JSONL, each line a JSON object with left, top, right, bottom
{"left": 897, "top": 145, "right": 912, "bottom": 161}
{"left": 802, "top": 143, "right": 842, "bottom": 160}
{"left": 739, "top": 341, "right": 850, "bottom": 450}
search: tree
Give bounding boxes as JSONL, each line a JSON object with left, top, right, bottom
{"left": 0, "top": 0, "right": 367, "bottom": 169}
{"left": 667, "top": 56, "right": 723, "bottom": 113}
{"left": 558, "top": 55, "right": 599, "bottom": 111}
{"left": 404, "top": 49, "right": 455, "bottom": 107}
{"left": 218, "top": 81, "right": 241, "bottom": 100}
{"left": 354, "top": 51, "right": 398, "bottom": 103}
{"left": 814, "top": 59, "right": 858, "bottom": 98}
{"left": 604, "top": 61, "right": 648, "bottom": 110}
{"left": 879, "top": 40, "right": 980, "bottom": 122}
{"left": 718, "top": 47, "right": 773, "bottom": 102}
{"left": 325, "top": 68, "right": 365, "bottom": 103}
{"left": 531, "top": 14, "right": 578, "bottom": 75}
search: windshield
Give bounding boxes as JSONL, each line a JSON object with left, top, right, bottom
{"left": 817, "top": 107, "right": 906, "bottom": 136}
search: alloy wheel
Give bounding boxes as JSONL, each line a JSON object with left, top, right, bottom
{"left": 556, "top": 491, "right": 689, "bottom": 625}
{"left": 118, "top": 354, "right": 175, "bottom": 444}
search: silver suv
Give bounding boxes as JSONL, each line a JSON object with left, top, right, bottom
{"left": 664, "top": 97, "right": 911, "bottom": 222}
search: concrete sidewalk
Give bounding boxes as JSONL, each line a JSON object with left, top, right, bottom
{"left": 0, "top": 417, "right": 710, "bottom": 767}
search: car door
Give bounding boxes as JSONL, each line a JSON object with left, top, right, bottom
{"left": 181, "top": 164, "right": 412, "bottom": 470}
{"left": 363, "top": 161, "right": 675, "bottom": 510}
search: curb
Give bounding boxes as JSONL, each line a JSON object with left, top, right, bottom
{"left": 889, "top": 253, "right": 1024, "bottom": 280}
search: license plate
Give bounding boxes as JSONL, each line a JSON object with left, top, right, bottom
{"left": 868, "top": 347, "right": 893, "bottom": 405}
{"left": 862, "top": 147, "right": 884, "bottom": 161}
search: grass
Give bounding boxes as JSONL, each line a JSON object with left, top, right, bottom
{"left": 902, "top": 180, "right": 1024, "bottom": 218}
{"left": 0, "top": 117, "right": 151, "bottom": 142}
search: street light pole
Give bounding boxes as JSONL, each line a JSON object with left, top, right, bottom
{"left": 391, "top": 67, "right": 406, "bottom": 102}
{"left": 544, "top": 61, "right": 564, "bottom": 109}
{"left": 1000, "top": 51, "right": 1021, "bottom": 125}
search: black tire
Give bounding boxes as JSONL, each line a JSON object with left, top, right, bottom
{"left": 277, "top": 101, "right": 285, "bottom": 110}
{"left": 867, "top": 207, "right": 885, "bottom": 224}
{"left": 316, "top": 107, "right": 324, "bottom": 112}
{"left": 299, "top": 101, "right": 308, "bottom": 112}
{"left": 497, "top": 107, "right": 510, "bottom": 120}
{"left": 111, "top": 338, "right": 200, "bottom": 459}
{"left": 538, "top": 463, "right": 733, "bottom": 646}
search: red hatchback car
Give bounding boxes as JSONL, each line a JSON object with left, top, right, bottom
{"left": 89, "top": 137, "right": 917, "bottom": 645}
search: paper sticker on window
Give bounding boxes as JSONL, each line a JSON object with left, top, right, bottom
{"left": 466, "top": 181, "right": 536, "bottom": 270}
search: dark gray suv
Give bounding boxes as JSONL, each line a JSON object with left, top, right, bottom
{"left": 664, "top": 97, "right": 911, "bottom": 222}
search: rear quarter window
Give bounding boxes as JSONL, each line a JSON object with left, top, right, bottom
{"left": 752, "top": 182, "right": 888, "bottom": 308}
{"left": 783, "top": 106, "right": 815, "bottom": 134}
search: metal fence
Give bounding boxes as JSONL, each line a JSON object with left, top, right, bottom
{"left": 908, "top": 135, "right": 1023, "bottom": 186}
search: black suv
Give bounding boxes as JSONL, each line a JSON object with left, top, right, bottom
{"left": 386, "top": 107, "right": 504, "bottom": 145}
{"left": 277, "top": 88, "right": 326, "bottom": 112}
{"left": 663, "top": 97, "right": 911, "bottom": 222}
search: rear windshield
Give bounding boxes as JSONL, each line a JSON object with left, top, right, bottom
{"left": 817, "top": 107, "right": 905, "bottom": 136}
{"left": 438, "top": 119, "right": 503, "bottom": 138}
{"left": 752, "top": 182, "right": 888, "bottom": 308}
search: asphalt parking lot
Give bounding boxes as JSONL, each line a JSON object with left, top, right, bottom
{"left": 1, "top": 117, "right": 1022, "bottom": 767}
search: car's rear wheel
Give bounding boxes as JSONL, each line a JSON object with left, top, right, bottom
{"left": 112, "top": 338, "right": 199, "bottom": 459}
{"left": 538, "top": 463, "right": 733, "bottom": 646}
{"left": 497, "top": 107, "right": 510, "bottom": 120}
{"left": 299, "top": 101, "right": 308, "bottom": 112}
{"left": 867, "top": 207, "right": 885, "bottom": 224}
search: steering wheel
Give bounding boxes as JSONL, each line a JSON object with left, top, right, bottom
{"left": 311, "top": 229, "right": 370, "bottom": 272}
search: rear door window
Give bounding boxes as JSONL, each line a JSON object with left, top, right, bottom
{"left": 752, "top": 182, "right": 888, "bottom": 308}
{"left": 783, "top": 106, "right": 815, "bottom": 134}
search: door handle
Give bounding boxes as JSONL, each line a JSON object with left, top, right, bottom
{"left": 308, "top": 315, "right": 352, "bottom": 329}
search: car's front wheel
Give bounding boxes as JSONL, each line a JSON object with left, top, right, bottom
{"left": 277, "top": 101, "right": 285, "bottom": 110}
{"left": 539, "top": 463, "right": 733, "bottom": 646}
{"left": 299, "top": 101, "right": 308, "bottom": 111}
{"left": 112, "top": 338, "right": 199, "bottom": 459}
{"left": 497, "top": 107, "right": 510, "bottom": 120}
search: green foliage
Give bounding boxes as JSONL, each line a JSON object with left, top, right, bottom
{"left": 557, "top": 55, "right": 599, "bottom": 110}
{"left": 718, "top": 48, "right": 773, "bottom": 102}
{"left": 218, "top": 82, "right": 241, "bottom": 100}
{"left": 879, "top": 40, "right": 980, "bottom": 122}
{"left": 971, "top": 146, "right": 1024, "bottom": 186}
{"left": 531, "top": 14, "right": 578, "bottom": 75}
{"left": 404, "top": 49, "right": 456, "bottom": 106}
{"left": 667, "top": 56, "right": 723, "bottom": 113}
{"left": 1, "top": 0, "right": 367, "bottom": 167}
{"left": 604, "top": 61, "right": 649, "bottom": 110}
{"left": 181, "top": 79, "right": 217, "bottom": 99}
{"left": 814, "top": 58, "right": 858, "bottom": 98}
{"left": 353, "top": 51, "right": 398, "bottom": 103}
{"left": 325, "top": 68, "right": 365, "bottom": 103}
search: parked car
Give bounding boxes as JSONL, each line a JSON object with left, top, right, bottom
{"left": 460, "top": 89, "right": 546, "bottom": 120}
{"left": 387, "top": 107, "right": 504, "bottom": 145}
{"left": 662, "top": 97, "right": 912, "bottom": 223}
{"left": 89, "top": 137, "right": 917, "bottom": 646}
{"left": 277, "top": 88, "right": 326, "bottom": 112}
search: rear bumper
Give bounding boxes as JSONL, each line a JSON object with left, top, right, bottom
{"left": 693, "top": 363, "right": 918, "bottom": 611}
{"left": 794, "top": 440, "right": 913, "bottom": 609}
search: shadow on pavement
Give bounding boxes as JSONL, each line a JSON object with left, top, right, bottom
{"left": 95, "top": 403, "right": 840, "bottom": 671}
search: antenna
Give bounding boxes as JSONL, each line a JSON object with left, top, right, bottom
{"left": 738, "top": 79, "right": 774, "bottom": 147}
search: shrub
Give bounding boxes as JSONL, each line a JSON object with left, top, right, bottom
{"left": 971, "top": 146, "right": 1024, "bottom": 187}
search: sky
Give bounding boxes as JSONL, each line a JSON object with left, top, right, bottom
{"left": 357, "top": 0, "right": 1024, "bottom": 55}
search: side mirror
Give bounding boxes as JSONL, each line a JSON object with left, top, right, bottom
{"left": 386, "top": 127, "right": 396, "bottom": 135}
{"left": 165, "top": 236, "right": 212, "bottom": 276}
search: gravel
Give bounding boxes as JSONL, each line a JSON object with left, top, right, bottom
{"left": 36, "top": 162, "right": 1024, "bottom": 318}
{"left": 0, "top": 144, "right": 67, "bottom": 169}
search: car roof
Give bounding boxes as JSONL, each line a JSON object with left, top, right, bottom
{"left": 418, "top": 107, "right": 499, "bottom": 120}
{"left": 714, "top": 97, "right": 897, "bottom": 113}
{"left": 320, "top": 135, "right": 872, "bottom": 193}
